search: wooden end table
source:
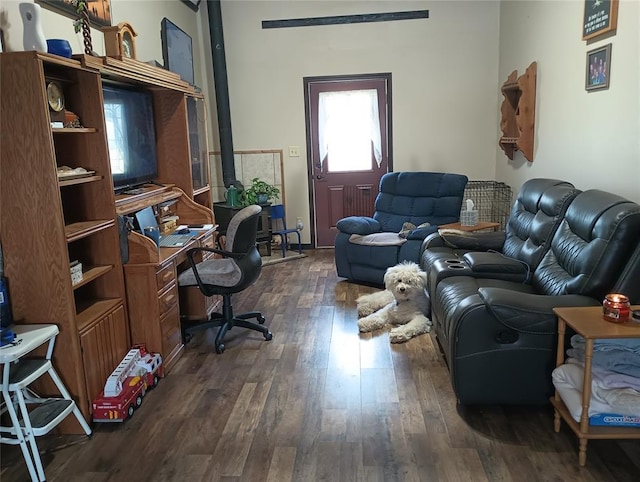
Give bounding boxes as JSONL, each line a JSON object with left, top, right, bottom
{"left": 551, "top": 305, "right": 640, "bottom": 466}
{"left": 438, "top": 221, "right": 500, "bottom": 232}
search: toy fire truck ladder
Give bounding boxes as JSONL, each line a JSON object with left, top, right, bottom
{"left": 103, "top": 349, "right": 141, "bottom": 397}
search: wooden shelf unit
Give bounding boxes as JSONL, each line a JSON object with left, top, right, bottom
{"left": 0, "top": 52, "right": 129, "bottom": 433}
{"left": 1, "top": 51, "right": 215, "bottom": 432}
{"left": 499, "top": 61, "right": 537, "bottom": 162}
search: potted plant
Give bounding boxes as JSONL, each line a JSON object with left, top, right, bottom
{"left": 240, "top": 178, "right": 280, "bottom": 206}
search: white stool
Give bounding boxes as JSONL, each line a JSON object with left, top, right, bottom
{"left": 0, "top": 324, "right": 92, "bottom": 481}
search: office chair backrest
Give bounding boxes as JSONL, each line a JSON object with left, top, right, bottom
{"left": 226, "top": 205, "right": 262, "bottom": 253}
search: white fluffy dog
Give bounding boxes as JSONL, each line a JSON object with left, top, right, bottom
{"left": 356, "top": 261, "right": 432, "bottom": 343}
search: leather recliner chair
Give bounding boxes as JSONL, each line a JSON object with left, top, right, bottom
{"left": 430, "top": 189, "right": 640, "bottom": 405}
{"left": 334, "top": 171, "right": 468, "bottom": 285}
{"left": 421, "top": 178, "right": 580, "bottom": 302}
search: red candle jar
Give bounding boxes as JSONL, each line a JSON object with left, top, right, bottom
{"left": 602, "top": 293, "right": 631, "bottom": 323}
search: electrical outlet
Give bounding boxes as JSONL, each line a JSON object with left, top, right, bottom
{"left": 288, "top": 146, "right": 300, "bottom": 157}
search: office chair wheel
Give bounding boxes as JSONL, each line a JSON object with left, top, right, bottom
{"left": 216, "top": 343, "right": 225, "bottom": 354}
{"left": 264, "top": 331, "right": 273, "bottom": 341}
{"left": 257, "top": 314, "right": 266, "bottom": 324}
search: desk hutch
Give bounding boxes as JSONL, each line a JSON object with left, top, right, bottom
{"left": 0, "top": 51, "right": 214, "bottom": 433}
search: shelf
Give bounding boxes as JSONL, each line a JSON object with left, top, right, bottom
{"left": 52, "top": 128, "right": 97, "bottom": 134}
{"left": 65, "top": 219, "right": 114, "bottom": 242}
{"left": 115, "top": 186, "right": 181, "bottom": 215}
{"left": 550, "top": 397, "right": 640, "bottom": 439}
{"left": 71, "top": 265, "right": 114, "bottom": 290}
{"left": 75, "top": 298, "right": 122, "bottom": 332}
{"left": 59, "top": 175, "right": 103, "bottom": 187}
{"left": 193, "top": 185, "right": 211, "bottom": 197}
{"left": 499, "top": 62, "right": 536, "bottom": 162}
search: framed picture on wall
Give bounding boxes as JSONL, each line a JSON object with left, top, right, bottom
{"left": 582, "top": 0, "right": 618, "bottom": 41}
{"left": 585, "top": 43, "right": 612, "bottom": 92}
{"left": 36, "top": 0, "right": 112, "bottom": 28}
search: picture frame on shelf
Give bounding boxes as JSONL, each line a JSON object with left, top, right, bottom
{"left": 36, "top": 0, "right": 112, "bottom": 28}
{"left": 181, "top": 0, "right": 201, "bottom": 12}
{"left": 582, "top": 0, "right": 618, "bottom": 41}
{"left": 585, "top": 43, "right": 612, "bottom": 92}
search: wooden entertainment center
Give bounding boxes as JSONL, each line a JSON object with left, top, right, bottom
{"left": 0, "top": 51, "right": 215, "bottom": 432}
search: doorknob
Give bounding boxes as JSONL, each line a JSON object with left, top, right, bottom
{"left": 316, "top": 175, "right": 324, "bottom": 180}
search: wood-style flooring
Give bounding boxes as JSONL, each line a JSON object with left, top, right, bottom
{"left": 2, "top": 249, "right": 639, "bottom": 481}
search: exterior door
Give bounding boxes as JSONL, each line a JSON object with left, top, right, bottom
{"left": 305, "top": 75, "right": 391, "bottom": 248}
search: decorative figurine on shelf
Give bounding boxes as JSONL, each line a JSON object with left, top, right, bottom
{"left": 71, "top": 0, "right": 93, "bottom": 55}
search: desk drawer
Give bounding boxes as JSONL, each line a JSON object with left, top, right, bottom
{"left": 158, "top": 282, "right": 178, "bottom": 318}
{"left": 160, "top": 303, "right": 181, "bottom": 356}
{"left": 156, "top": 262, "right": 176, "bottom": 292}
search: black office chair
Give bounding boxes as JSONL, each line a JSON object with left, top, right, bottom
{"left": 178, "top": 205, "right": 273, "bottom": 353}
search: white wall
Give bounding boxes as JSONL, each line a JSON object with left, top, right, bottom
{"left": 219, "top": 0, "right": 502, "bottom": 243}
{"left": 496, "top": 0, "right": 640, "bottom": 203}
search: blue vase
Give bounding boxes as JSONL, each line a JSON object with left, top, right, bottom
{"left": 47, "top": 39, "right": 72, "bottom": 58}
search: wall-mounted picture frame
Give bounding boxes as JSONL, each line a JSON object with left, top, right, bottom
{"left": 585, "top": 43, "right": 612, "bottom": 92}
{"left": 181, "top": 0, "right": 201, "bottom": 12}
{"left": 36, "top": 0, "right": 112, "bottom": 28}
{"left": 582, "top": 0, "right": 618, "bottom": 41}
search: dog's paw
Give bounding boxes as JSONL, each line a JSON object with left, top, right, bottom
{"left": 389, "top": 327, "right": 412, "bottom": 343}
{"left": 357, "top": 304, "right": 376, "bottom": 318}
{"left": 358, "top": 315, "right": 385, "bottom": 333}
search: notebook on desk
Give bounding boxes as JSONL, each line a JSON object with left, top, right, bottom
{"left": 134, "top": 206, "right": 197, "bottom": 248}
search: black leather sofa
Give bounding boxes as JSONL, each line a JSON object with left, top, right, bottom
{"left": 421, "top": 178, "right": 580, "bottom": 301}
{"left": 422, "top": 187, "right": 640, "bottom": 405}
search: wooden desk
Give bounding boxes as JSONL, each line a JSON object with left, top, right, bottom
{"left": 551, "top": 306, "right": 640, "bottom": 466}
{"left": 124, "top": 226, "right": 216, "bottom": 373}
{"left": 438, "top": 221, "right": 500, "bottom": 232}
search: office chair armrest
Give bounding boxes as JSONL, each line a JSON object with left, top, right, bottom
{"left": 186, "top": 246, "right": 246, "bottom": 262}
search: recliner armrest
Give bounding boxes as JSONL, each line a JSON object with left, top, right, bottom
{"left": 478, "top": 287, "right": 600, "bottom": 334}
{"left": 439, "top": 231, "right": 506, "bottom": 251}
{"left": 463, "top": 252, "right": 529, "bottom": 278}
{"left": 336, "top": 216, "right": 381, "bottom": 235}
{"left": 405, "top": 225, "right": 438, "bottom": 240}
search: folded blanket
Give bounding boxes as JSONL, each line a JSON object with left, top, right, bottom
{"left": 552, "top": 363, "right": 640, "bottom": 421}
{"left": 566, "top": 347, "right": 640, "bottom": 378}
{"left": 570, "top": 334, "right": 640, "bottom": 355}
{"left": 567, "top": 358, "right": 640, "bottom": 391}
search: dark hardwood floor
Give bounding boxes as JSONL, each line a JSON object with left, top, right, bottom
{"left": 2, "top": 250, "right": 639, "bottom": 481}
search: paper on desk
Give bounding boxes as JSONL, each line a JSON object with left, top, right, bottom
{"left": 176, "top": 224, "right": 215, "bottom": 230}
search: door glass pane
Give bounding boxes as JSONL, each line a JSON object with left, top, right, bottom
{"left": 319, "top": 89, "right": 379, "bottom": 173}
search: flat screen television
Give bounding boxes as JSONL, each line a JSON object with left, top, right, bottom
{"left": 102, "top": 83, "right": 159, "bottom": 191}
{"left": 161, "top": 17, "right": 195, "bottom": 86}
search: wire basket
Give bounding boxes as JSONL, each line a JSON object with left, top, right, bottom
{"left": 461, "top": 181, "right": 513, "bottom": 230}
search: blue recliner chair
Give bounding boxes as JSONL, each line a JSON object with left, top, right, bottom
{"left": 334, "top": 171, "right": 468, "bottom": 285}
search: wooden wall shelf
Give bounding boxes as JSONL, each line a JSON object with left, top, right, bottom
{"left": 499, "top": 61, "right": 537, "bottom": 162}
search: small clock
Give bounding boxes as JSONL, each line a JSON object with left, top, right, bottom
{"left": 47, "top": 82, "right": 65, "bottom": 112}
{"left": 102, "top": 22, "right": 138, "bottom": 60}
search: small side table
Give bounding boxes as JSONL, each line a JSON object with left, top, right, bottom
{"left": 551, "top": 306, "right": 640, "bottom": 466}
{"left": 438, "top": 221, "right": 500, "bottom": 232}
{"left": 0, "top": 324, "right": 92, "bottom": 481}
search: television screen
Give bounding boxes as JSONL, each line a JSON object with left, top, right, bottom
{"left": 103, "top": 84, "right": 159, "bottom": 191}
{"left": 161, "top": 17, "right": 195, "bottom": 86}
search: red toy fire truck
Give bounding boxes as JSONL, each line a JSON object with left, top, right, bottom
{"left": 92, "top": 345, "right": 163, "bottom": 422}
